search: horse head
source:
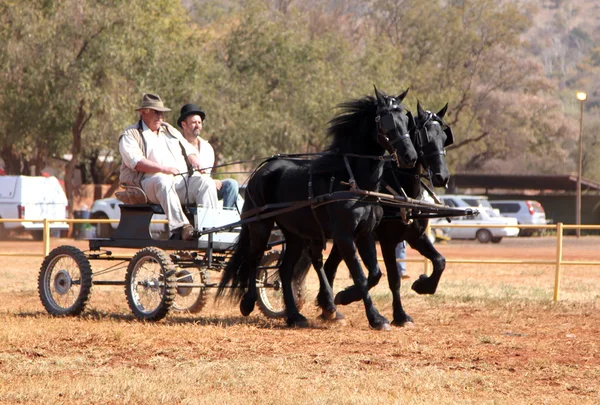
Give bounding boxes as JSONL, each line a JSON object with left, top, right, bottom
{"left": 374, "top": 86, "right": 418, "bottom": 168}
{"left": 413, "top": 101, "right": 453, "bottom": 188}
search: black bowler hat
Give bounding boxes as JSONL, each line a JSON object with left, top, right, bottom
{"left": 177, "top": 104, "right": 206, "bottom": 127}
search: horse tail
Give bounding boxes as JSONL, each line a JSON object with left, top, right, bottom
{"left": 216, "top": 224, "right": 251, "bottom": 301}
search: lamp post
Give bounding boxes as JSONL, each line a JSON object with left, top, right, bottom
{"left": 576, "top": 91, "right": 587, "bottom": 238}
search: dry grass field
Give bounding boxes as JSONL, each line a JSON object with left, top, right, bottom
{"left": 0, "top": 236, "right": 599, "bottom": 404}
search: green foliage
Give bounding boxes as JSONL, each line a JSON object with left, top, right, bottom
{"left": 0, "top": 0, "right": 597, "bottom": 184}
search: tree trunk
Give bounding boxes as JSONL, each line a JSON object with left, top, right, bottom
{"left": 0, "top": 144, "right": 24, "bottom": 175}
{"left": 64, "top": 100, "right": 91, "bottom": 216}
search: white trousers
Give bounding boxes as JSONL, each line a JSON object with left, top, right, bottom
{"left": 141, "top": 173, "right": 218, "bottom": 231}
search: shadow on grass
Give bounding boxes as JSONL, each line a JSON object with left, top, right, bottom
{"left": 14, "top": 308, "right": 334, "bottom": 330}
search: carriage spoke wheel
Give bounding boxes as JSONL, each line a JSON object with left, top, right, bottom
{"left": 38, "top": 245, "right": 93, "bottom": 316}
{"left": 256, "top": 250, "right": 306, "bottom": 319}
{"left": 125, "top": 247, "right": 176, "bottom": 321}
{"left": 172, "top": 269, "right": 210, "bottom": 314}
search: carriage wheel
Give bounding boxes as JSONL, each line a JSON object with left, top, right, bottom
{"left": 172, "top": 269, "right": 210, "bottom": 314}
{"left": 38, "top": 245, "right": 93, "bottom": 316}
{"left": 125, "top": 247, "right": 176, "bottom": 321}
{"left": 256, "top": 250, "right": 306, "bottom": 319}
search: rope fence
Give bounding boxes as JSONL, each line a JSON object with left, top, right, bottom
{"left": 0, "top": 218, "right": 598, "bottom": 301}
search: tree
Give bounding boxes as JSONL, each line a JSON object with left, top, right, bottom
{"left": 0, "top": 0, "right": 200, "bottom": 207}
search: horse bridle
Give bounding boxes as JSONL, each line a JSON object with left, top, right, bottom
{"left": 375, "top": 98, "right": 411, "bottom": 165}
{"left": 414, "top": 111, "right": 453, "bottom": 163}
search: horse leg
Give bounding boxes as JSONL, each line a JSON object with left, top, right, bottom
{"left": 334, "top": 234, "right": 390, "bottom": 331}
{"left": 380, "top": 239, "right": 414, "bottom": 327}
{"left": 334, "top": 238, "right": 382, "bottom": 306}
{"left": 279, "top": 233, "right": 309, "bottom": 327}
{"left": 410, "top": 233, "right": 446, "bottom": 295}
{"left": 309, "top": 242, "right": 344, "bottom": 323}
{"left": 240, "top": 220, "right": 273, "bottom": 316}
{"left": 323, "top": 243, "right": 342, "bottom": 289}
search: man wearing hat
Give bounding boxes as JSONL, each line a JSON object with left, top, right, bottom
{"left": 178, "top": 103, "right": 239, "bottom": 210}
{"left": 118, "top": 93, "right": 218, "bottom": 240}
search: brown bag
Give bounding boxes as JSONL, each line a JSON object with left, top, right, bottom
{"left": 115, "top": 185, "right": 148, "bottom": 205}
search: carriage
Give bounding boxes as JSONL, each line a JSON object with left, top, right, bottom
{"left": 37, "top": 202, "right": 304, "bottom": 322}
{"left": 37, "top": 181, "right": 473, "bottom": 323}
{"left": 37, "top": 88, "right": 476, "bottom": 328}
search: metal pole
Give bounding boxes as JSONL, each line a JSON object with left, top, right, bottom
{"left": 576, "top": 100, "right": 584, "bottom": 238}
{"left": 553, "top": 222, "right": 564, "bottom": 301}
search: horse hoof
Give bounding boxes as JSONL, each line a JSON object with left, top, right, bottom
{"left": 411, "top": 276, "right": 430, "bottom": 295}
{"left": 371, "top": 322, "right": 391, "bottom": 331}
{"left": 392, "top": 320, "right": 415, "bottom": 328}
{"left": 318, "top": 311, "right": 346, "bottom": 325}
{"left": 239, "top": 298, "right": 255, "bottom": 317}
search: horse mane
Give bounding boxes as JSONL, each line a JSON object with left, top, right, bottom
{"left": 324, "top": 96, "right": 377, "bottom": 153}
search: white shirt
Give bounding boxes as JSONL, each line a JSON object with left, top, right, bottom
{"left": 195, "top": 136, "right": 215, "bottom": 174}
{"left": 120, "top": 121, "right": 198, "bottom": 175}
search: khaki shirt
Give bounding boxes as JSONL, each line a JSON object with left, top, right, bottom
{"left": 118, "top": 120, "right": 198, "bottom": 187}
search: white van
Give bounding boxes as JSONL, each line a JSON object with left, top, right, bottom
{"left": 0, "top": 176, "right": 69, "bottom": 240}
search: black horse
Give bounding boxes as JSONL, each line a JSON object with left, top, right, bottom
{"left": 318, "top": 101, "right": 454, "bottom": 326}
{"left": 217, "top": 87, "right": 418, "bottom": 330}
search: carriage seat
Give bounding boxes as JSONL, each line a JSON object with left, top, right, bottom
{"left": 115, "top": 185, "right": 197, "bottom": 213}
{"left": 113, "top": 185, "right": 196, "bottom": 240}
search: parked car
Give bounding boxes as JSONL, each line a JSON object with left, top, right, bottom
{"left": 489, "top": 200, "right": 548, "bottom": 236}
{"left": 440, "top": 194, "right": 494, "bottom": 211}
{"left": 435, "top": 195, "right": 519, "bottom": 243}
{"left": 90, "top": 193, "right": 245, "bottom": 238}
{"left": 0, "top": 175, "right": 69, "bottom": 240}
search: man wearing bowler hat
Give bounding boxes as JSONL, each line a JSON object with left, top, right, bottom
{"left": 118, "top": 93, "right": 218, "bottom": 240}
{"left": 177, "top": 103, "right": 239, "bottom": 209}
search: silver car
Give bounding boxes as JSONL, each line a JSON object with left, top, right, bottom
{"left": 489, "top": 200, "right": 548, "bottom": 236}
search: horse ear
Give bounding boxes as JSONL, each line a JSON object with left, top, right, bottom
{"left": 417, "top": 100, "right": 427, "bottom": 120}
{"left": 437, "top": 103, "right": 449, "bottom": 119}
{"left": 396, "top": 88, "right": 409, "bottom": 102}
{"left": 374, "top": 85, "right": 385, "bottom": 104}
{"left": 407, "top": 110, "right": 416, "bottom": 131}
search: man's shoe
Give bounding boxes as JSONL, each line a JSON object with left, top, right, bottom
{"left": 181, "top": 224, "right": 196, "bottom": 241}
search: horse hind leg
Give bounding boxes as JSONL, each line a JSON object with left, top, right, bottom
{"left": 308, "top": 242, "right": 345, "bottom": 324}
{"left": 279, "top": 233, "right": 310, "bottom": 327}
{"left": 240, "top": 220, "right": 274, "bottom": 316}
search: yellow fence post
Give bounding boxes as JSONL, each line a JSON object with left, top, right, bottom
{"left": 553, "top": 222, "right": 563, "bottom": 301}
{"left": 43, "top": 218, "right": 51, "bottom": 257}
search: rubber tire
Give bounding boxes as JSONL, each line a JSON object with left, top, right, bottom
{"left": 257, "top": 250, "right": 306, "bottom": 319}
{"left": 172, "top": 269, "right": 209, "bottom": 314}
{"left": 38, "top": 245, "right": 93, "bottom": 316}
{"left": 476, "top": 229, "right": 492, "bottom": 244}
{"left": 125, "top": 247, "right": 176, "bottom": 321}
{"left": 91, "top": 212, "right": 113, "bottom": 238}
{"left": 491, "top": 237, "right": 502, "bottom": 244}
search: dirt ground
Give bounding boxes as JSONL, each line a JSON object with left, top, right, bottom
{"left": 0, "top": 236, "right": 599, "bottom": 404}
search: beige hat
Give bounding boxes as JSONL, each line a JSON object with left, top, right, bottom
{"left": 135, "top": 93, "right": 171, "bottom": 112}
